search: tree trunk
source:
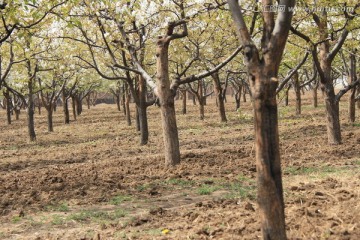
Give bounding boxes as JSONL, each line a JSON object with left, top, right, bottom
{"left": 357, "top": 85, "right": 360, "bottom": 109}
{"left": 27, "top": 81, "right": 36, "bottom": 141}
{"left": 192, "top": 93, "right": 196, "bottom": 105}
{"left": 348, "top": 54, "right": 356, "bottom": 123}
{"left": 156, "top": 37, "right": 180, "bottom": 166}
{"left": 242, "top": 87, "right": 247, "bottom": 102}
{"left": 212, "top": 73, "right": 227, "bottom": 122}
{"left": 125, "top": 92, "right": 131, "bottom": 126}
{"left": 116, "top": 95, "right": 121, "bottom": 111}
{"left": 5, "top": 90, "right": 11, "bottom": 125}
{"left": 254, "top": 76, "right": 286, "bottom": 240}
{"left": 76, "top": 96, "right": 82, "bottom": 115}
{"left": 15, "top": 109, "right": 20, "bottom": 120}
{"left": 284, "top": 88, "right": 289, "bottom": 106}
{"left": 199, "top": 97, "right": 205, "bottom": 120}
{"left": 235, "top": 92, "right": 241, "bottom": 110}
{"left": 62, "top": 94, "right": 70, "bottom": 124}
{"left": 293, "top": 71, "right": 301, "bottom": 115}
{"left": 47, "top": 107, "right": 54, "bottom": 132}
{"left": 138, "top": 105, "right": 149, "bottom": 145}
{"left": 71, "top": 96, "right": 77, "bottom": 121}
{"left": 322, "top": 82, "right": 341, "bottom": 144}
{"left": 313, "top": 83, "right": 318, "bottom": 108}
{"left": 138, "top": 76, "right": 150, "bottom": 145}
{"left": 181, "top": 89, "right": 187, "bottom": 115}
{"left": 37, "top": 103, "right": 41, "bottom": 115}
{"left": 86, "top": 95, "right": 91, "bottom": 109}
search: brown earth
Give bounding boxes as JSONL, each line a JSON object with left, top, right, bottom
{"left": 0, "top": 92, "right": 359, "bottom": 240}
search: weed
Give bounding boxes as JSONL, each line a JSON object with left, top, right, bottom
{"left": 11, "top": 216, "right": 22, "bottom": 223}
{"left": 165, "top": 178, "right": 195, "bottom": 187}
{"left": 110, "top": 195, "right": 132, "bottom": 205}
{"left": 285, "top": 166, "right": 337, "bottom": 176}
{"left": 237, "top": 174, "right": 252, "bottom": 182}
{"left": 197, "top": 184, "right": 218, "bottom": 195}
{"left": 136, "top": 184, "right": 150, "bottom": 192}
{"left": 45, "top": 202, "right": 69, "bottom": 212}
{"left": 221, "top": 182, "right": 256, "bottom": 200}
{"left": 51, "top": 215, "right": 66, "bottom": 225}
{"left": 67, "top": 208, "right": 127, "bottom": 223}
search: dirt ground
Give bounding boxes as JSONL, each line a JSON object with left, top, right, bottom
{"left": 0, "top": 92, "right": 359, "bottom": 240}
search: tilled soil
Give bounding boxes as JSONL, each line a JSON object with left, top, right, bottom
{"left": 0, "top": 93, "right": 359, "bottom": 239}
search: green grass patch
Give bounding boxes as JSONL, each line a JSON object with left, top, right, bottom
{"left": 11, "top": 216, "right": 22, "bottom": 223}
{"left": 197, "top": 184, "right": 219, "bottom": 195}
{"left": 284, "top": 165, "right": 338, "bottom": 176}
{"left": 222, "top": 182, "right": 256, "bottom": 200}
{"left": 68, "top": 209, "right": 127, "bottom": 223}
{"left": 165, "top": 178, "right": 195, "bottom": 187}
{"left": 110, "top": 195, "right": 132, "bottom": 205}
{"left": 352, "top": 123, "right": 360, "bottom": 127}
{"left": 51, "top": 214, "right": 66, "bottom": 225}
{"left": 45, "top": 202, "right": 69, "bottom": 212}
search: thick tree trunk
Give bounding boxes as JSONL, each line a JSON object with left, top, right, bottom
{"left": 125, "top": 91, "right": 131, "bottom": 126}
{"left": 181, "top": 89, "right": 186, "bottom": 115}
{"left": 156, "top": 37, "right": 180, "bottom": 166}
{"left": 47, "top": 107, "right": 54, "bottom": 132}
{"left": 27, "top": 82, "right": 36, "bottom": 141}
{"left": 357, "top": 85, "right": 360, "bottom": 109}
{"left": 348, "top": 54, "right": 356, "bottom": 123}
{"left": 212, "top": 73, "right": 227, "bottom": 122}
{"left": 86, "top": 96, "right": 91, "bottom": 109}
{"left": 242, "top": 87, "right": 247, "bottom": 102}
{"left": 322, "top": 82, "right": 341, "bottom": 144}
{"left": 138, "top": 76, "right": 150, "bottom": 145}
{"left": 122, "top": 85, "right": 127, "bottom": 115}
{"left": 76, "top": 96, "right": 82, "bottom": 115}
{"left": 313, "top": 83, "right": 318, "bottom": 108}
{"left": 199, "top": 97, "right": 205, "bottom": 120}
{"left": 116, "top": 95, "right": 121, "bottom": 111}
{"left": 15, "top": 109, "right": 20, "bottom": 120}
{"left": 284, "top": 89, "right": 289, "bottom": 106}
{"left": 62, "top": 94, "right": 70, "bottom": 124}
{"left": 37, "top": 103, "right": 41, "bottom": 115}
{"left": 293, "top": 72, "right": 301, "bottom": 115}
{"left": 71, "top": 96, "right": 77, "bottom": 121}
{"left": 253, "top": 76, "right": 286, "bottom": 240}
{"left": 5, "top": 90, "right": 11, "bottom": 125}
{"left": 235, "top": 93, "right": 241, "bottom": 110}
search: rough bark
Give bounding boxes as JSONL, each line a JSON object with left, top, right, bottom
{"left": 293, "top": 71, "right": 301, "bottom": 115}
{"left": 138, "top": 76, "right": 149, "bottom": 145}
{"left": 71, "top": 96, "right": 77, "bottom": 121}
{"left": 254, "top": 77, "right": 286, "bottom": 240}
{"left": 227, "top": 0, "right": 295, "bottom": 238}
{"left": 4, "top": 90, "right": 11, "bottom": 124}
{"left": 322, "top": 82, "right": 341, "bottom": 144}
{"left": 27, "top": 81, "right": 36, "bottom": 141}
{"left": 156, "top": 37, "right": 180, "bottom": 166}
{"left": 181, "top": 89, "right": 187, "bottom": 114}
{"left": 348, "top": 53, "right": 356, "bottom": 123}
{"left": 62, "top": 94, "right": 70, "bottom": 124}
{"left": 125, "top": 86, "right": 131, "bottom": 126}
{"left": 212, "top": 72, "right": 227, "bottom": 122}
{"left": 47, "top": 107, "right": 54, "bottom": 132}
{"left": 313, "top": 81, "right": 318, "bottom": 108}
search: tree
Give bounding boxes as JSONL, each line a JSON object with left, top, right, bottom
{"left": 228, "top": 0, "right": 296, "bottom": 239}
{"left": 291, "top": 1, "right": 360, "bottom": 144}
